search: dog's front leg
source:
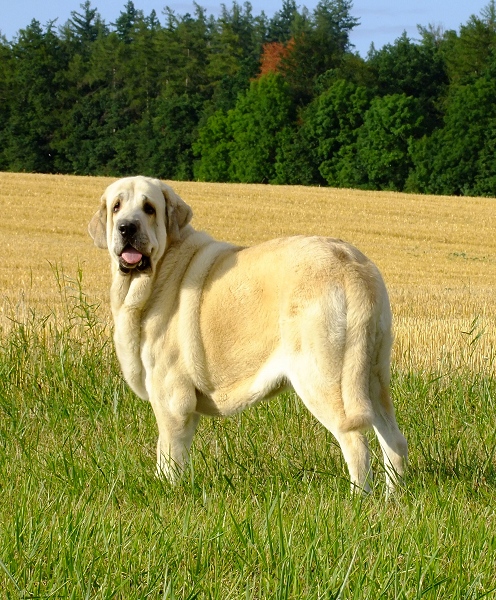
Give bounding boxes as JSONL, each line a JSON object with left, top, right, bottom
{"left": 149, "top": 389, "right": 200, "bottom": 483}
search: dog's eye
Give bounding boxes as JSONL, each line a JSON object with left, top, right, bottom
{"left": 143, "top": 203, "right": 155, "bottom": 216}
{"left": 113, "top": 201, "right": 121, "bottom": 213}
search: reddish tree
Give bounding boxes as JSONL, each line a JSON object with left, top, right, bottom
{"left": 258, "top": 40, "right": 293, "bottom": 77}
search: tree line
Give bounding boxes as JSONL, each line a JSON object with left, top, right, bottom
{"left": 1, "top": 0, "right": 496, "bottom": 196}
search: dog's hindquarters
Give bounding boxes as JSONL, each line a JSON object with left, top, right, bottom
{"left": 349, "top": 267, "right": 408, "bottom": 492}
{"left": 288, "top": 247, "right": 407, "bottom": 492}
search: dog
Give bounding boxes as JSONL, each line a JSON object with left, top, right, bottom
{"left": 89, "top": 176, "right": 407, "bottom": 493}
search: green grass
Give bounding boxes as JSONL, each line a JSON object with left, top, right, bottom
{"left": 1, "top": 272, "right": 495, "bottom": 599}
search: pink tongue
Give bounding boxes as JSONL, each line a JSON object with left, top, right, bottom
{"left": 121, "top": 248, "right": 143, "bottom": 264}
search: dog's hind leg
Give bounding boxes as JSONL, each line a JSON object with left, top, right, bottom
{"left": 333, "top": 428, "right": 373, "bottom": 493}
{"left": 291, "top": 374, "right": 373, "bottom": 493}
{"left": 373, "top": 414, "right": 408, "bottom": 494}
{"left": 369, "top": 372, "right": 408, "bottom": 494}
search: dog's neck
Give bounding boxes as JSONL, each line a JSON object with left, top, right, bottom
{"left": 108, "top": 269, "right": 155, "bottom": 400}
{"left": 110, "top": 268, "right": 154, "bottom": 312}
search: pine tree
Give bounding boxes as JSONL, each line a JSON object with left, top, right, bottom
{"left": 281, "top": 0, "right": 359, "bottom": 103}
{"left": 4, "top": 21, "right": 67, "bottom": 172}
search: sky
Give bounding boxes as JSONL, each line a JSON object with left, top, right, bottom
{"left": 0, "top": 0, "right": 490, "bottom": 57}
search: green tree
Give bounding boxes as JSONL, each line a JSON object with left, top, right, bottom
{"left": 55, "top": 8, "right": 167, "bottom": 176}
{"left": 228, "top": 72, "right": 294, "bottom": 183}
{"left": 150, "top": 93, "right": 203, "bottom": 180}
{"left": 273, "top": 124, "right": 322, "bottom": 185}
{"left": 62, "top": 1, "right": 108, "bottom": 50}
{"left": 207, "top": 19, "right": 243, "bottom": 84}
{"left": 205, "top": 1, "right": 268, "bottom": 115}
{"left": 300, "top": 79, "right": 371, "bottom": 187}
{"left": 0, "top": 36, "right": 13, "bottom": 169}
{"left": 443, "top": 1, "right": 496, "bottom": 85}
{"left": 113, "top": 0, "right": 141, "bottom": 43}
{"left": 164, "top": 6, "right": 211, "bottom": 95}
{"left": 368, "top": 32, "right": 448, "bottom": 131}
{"left": 281, "top": 0, "right": 359, "bottom": 103}
{"left": 53, "top": 31, "right": 121, "bottom": 174}
{"left": 410, "top": 76, "right": 496, "bottom": 195}
{"left": 268, "top": 0, "right": 299, "bottom": 42}
{"left": 193, "top": 109, "right": 233, "bottom": 181}
{"left": 472, "top": 123, "right": 496, "bottom": 196}
{"left": 356, "top": 93, "right": 423, "bottom": 191}
{"left": 3, "top": 20, "right": 68, "bottom": 172}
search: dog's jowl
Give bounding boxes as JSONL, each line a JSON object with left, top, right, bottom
{"left": 89, "top": 176, "right": 408, "bottom": 494}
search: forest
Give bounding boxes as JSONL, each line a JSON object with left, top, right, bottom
{"left": 1, "top": 0, "right": 496, "bottom": 196}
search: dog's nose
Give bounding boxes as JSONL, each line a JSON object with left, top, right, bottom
{"left": 118, "top": 221, "right": 138, "bottom": 238}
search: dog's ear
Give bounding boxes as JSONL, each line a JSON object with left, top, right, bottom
{"left": 160, "top": 182, "right": 193, "bottom": 241}
{"left": 88, "top": 196, "right": 108, "bottom": 249}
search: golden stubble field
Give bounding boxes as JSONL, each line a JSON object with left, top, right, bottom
{"left": 1, "top": 172, "right": 495, "bottom": 373}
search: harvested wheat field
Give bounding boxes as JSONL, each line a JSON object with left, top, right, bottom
{"left": 1, "top": 171, "right": 494, "bottom": 373}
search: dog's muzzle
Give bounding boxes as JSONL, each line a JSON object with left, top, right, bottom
{"left": 117, "top": 220, "right": 151, "bottom": 273}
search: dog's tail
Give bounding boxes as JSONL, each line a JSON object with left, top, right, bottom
{"left": 339, "top": 263, "right": 390, "bottom": 431}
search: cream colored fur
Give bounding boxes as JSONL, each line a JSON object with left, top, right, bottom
{"left": 89, "top": 176, "right": 407, "bottom": 493}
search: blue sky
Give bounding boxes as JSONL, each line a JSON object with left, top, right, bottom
{"left": 0, "top": 0, "right": 490, "bottom": 57}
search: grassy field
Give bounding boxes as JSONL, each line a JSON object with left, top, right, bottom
{"left": 0, "top": 173, "right": 495, "bottom": 598}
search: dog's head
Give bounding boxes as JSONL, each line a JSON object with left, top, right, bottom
{"left": 88, "top": 176, "right": 192, "bottom": 274}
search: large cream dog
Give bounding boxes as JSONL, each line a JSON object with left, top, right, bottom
{"left": 89, "top": 176, "right": 407, "bottom": 493}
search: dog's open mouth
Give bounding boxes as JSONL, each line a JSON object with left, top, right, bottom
{"left": 119, "top": 245, "right": 151, "bottom": 273}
